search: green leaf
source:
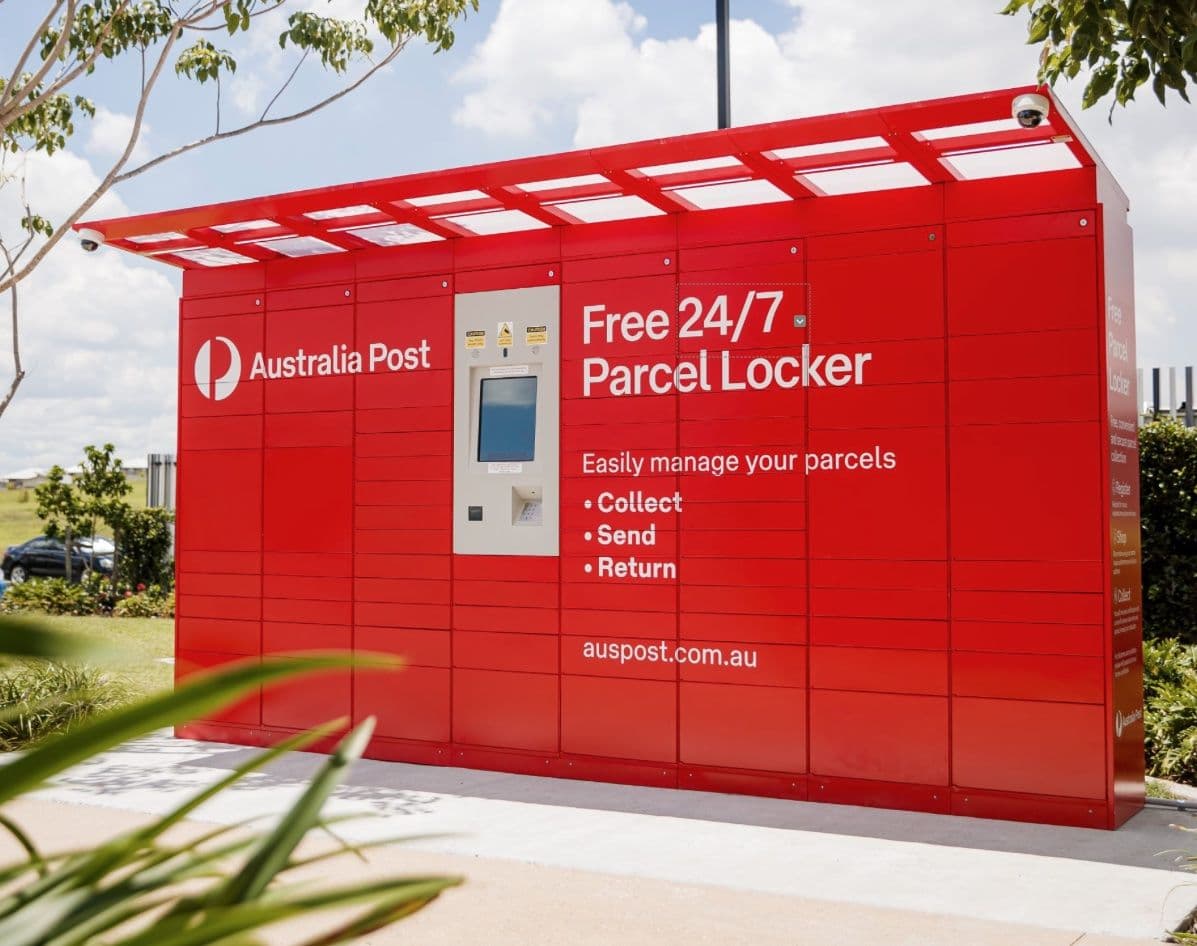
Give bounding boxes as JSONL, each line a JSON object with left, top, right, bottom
{"left": 212, "top": 718, "right": 377, "bottom": 906}
{"left": 118, "top": 877, "right": 460, "bottom": 946}
{"left": 0, "top": 814, "right": 45, "bottom": 875}
{"left": 1028, "top": 10, "right": 1053, "bottom": 43}
{"left": 1082, "top": 63, "right": 1119, "bottom": 107}
{"left": 68, "top": 723, "right": 346, "bottom": 890}
{"left": 0, "top": 616, "right": 116, "bottom": 663}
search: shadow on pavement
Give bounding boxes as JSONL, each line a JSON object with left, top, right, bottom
{"left": 148, "top": 733, "right": 1197, "bottom": 872}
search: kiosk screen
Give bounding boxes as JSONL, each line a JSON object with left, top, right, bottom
{"left": 478, "top": 376, "right": 538, "bottom": 462}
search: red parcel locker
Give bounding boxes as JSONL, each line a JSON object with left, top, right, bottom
{"left": 83, "top": 87, "right": 1144, "bottom": 827}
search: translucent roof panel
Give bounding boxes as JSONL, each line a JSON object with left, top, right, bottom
{"left": 441, "top": 209, "right": 549, "bottom": 235}
{"left": 305, "top": 204, "right": 379, "bottom": 220}
{"left": 553, "top": 195, "right": 664, "bottom": 222}
{"left": 211, "top": 219, "right": 276, "bottom": 233}
{"left": 250, "top": 236, "right": 345, "bottom": 257}
{"left": 341, "top": 222, "right": 444, "bottom": 246}
{"left": 168, "top": 247, "right": 259, "bottom": 267}
{"left": 126, "top": 231, "right": 187, "bottom": 244}
{"left": 943, "top": 141, "right": 1082, "bottom": 179}
{"left": 519, "top": 174, "right": 611, "bottom": 192}
{"left": 771, "top": 137, "right": 889, "bottom": 160}
{"left": 638, "top": 156, "right": 744, "bottom": 177}
{"left": 801, "top": 162, "right": 930, "bottom": 195}
{"left": 671, "top": 179, "right": 791, "bottom": 210}
{"left": 407, "top": 189, "right": 490, "bottom": 207}
{"left": 917, "top": 118, "right": 1025, "bottom": 140}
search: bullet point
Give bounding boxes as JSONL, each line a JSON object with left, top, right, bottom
{"left": 584, "top": 563, "right": 592, "bottom": 573}
{"left": 584, "top": 531, "right": 592, "bottom": 540}
{"left": 584, "top": 500, "right": 592, "bottom": 509}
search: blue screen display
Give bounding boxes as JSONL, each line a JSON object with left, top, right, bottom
{"left": 478, "top": 376, "right": 537, "bottom": 462}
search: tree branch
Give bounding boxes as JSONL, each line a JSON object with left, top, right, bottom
{"left": 0, "top": 0, "right": 134, "bottom": 133}
{"left": 115, "top": 41, "right": 407, "bottom": 184}
{"left": 0, "top": 0, "right": 67, "bottom": 111}
{"left": 260, "top": 48, "right": 308, "bottom": 122}
{"left": 184, "top": 2, "right": 284, "bottom": 32}
{"left": 0, "top": 0, "right": 78, "bottom": 121}
{"left": 0, "top": 240, "right": 27, "bottom": 421}
{"left": 0, "top": 20, "right": 185, "bottom": 296}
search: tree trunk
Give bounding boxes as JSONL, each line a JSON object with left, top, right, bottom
{"left": 63, "top": 527, "right": 72, "bottom": 581}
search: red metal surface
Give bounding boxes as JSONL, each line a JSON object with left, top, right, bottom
{"left": 132, "top": 88, "right": 1141, "bottom": 827}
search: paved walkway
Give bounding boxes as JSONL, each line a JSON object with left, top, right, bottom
{"left": 12, "top": 731, "right": 1197, "bottom": 943}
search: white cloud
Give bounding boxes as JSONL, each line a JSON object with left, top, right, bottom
{"left": 456, "top": 0, "right": 1197, "bottom": 372}
{"left": 455, "top": 0, "right": 1040, "bottom": 145}
{"left": 454, "top": 0, "right": 647, "bottom": 138}
{"left": 0, "top": 150, "right": 178, "bottom": 474}
{"left": 230, "top": 73, "right": 267, "bottom": 117}
{"left": 85, "top": 106, "right": 152, "bottom": 164}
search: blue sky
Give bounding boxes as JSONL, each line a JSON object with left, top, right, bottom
{"left": 0, "top": 0, "right": 1194, "bottom": 472}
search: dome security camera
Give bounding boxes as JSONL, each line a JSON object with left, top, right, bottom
{"left": 1012, "top": 92, "right": 1050, "bottom": 129}
{"left": 78, "top": 228, "right": 105, "bottom": 253}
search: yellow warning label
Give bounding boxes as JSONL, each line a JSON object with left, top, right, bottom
{"left": 465, "top": 330, "right": 486, "bottom": 350}
{"left": 497, "top": 321, "right": 514, "bottom": 348}
{"left": 525, "top": 324, "right": 548, "bottom": 345}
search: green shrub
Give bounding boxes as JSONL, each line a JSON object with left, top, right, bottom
{"left": 0, "top": 578, "right": 96, "bottom": 616}
{"left": 1143, "top": 638, "right": 1197, "bottom": 784}
{"left": 1140, "top": 420, "right": 1197, "bottom": 643}
{"left": 0, "top": 662, "right": 128, "bottom": 751}
{"left": 114, "top": 506, "right": 174, "bottom": 589}
{"left": 113, "top": 587, "right": 174, "bottom": 618}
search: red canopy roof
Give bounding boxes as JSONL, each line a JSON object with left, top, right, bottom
{"left": 77, "top": 86, "right": 1104, "bottom": 270}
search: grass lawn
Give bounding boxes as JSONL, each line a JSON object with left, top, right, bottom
{"left": 0, "top": 484, "right": 149, "bottom": 552}
{"left": 37, "top": 615, "right": 173, "bottom": 699}
{"left": 0, "top": 488, "right": 43, "bottom": 551}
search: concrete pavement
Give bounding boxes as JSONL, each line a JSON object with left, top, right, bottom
{"left": 12, "top": 730, "right": 1197, "bottom": 943}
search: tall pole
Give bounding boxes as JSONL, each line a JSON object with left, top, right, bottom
{"left": 717, "top": 0, "right": 731, "bottom": 128}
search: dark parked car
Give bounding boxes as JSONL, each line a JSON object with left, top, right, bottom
{"left": 1, "top": 536, "right": 114, "bottom": 584}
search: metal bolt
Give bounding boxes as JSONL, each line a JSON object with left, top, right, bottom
{"left": 255, "top": 298, "right": 261, "bottom": 306}
{"left": 1080, "top": 217, "right": 1089, "bottom": 227}
{"left": 441, "top": 280, "right": 448, "bottom": 288}
{"left": 344, "top": 289, "right": 350, "bottom": 297}
{"left": 928, "top": 232, "right": 937, "bottom": 241}
{"left": 664, "top": 257, "right": 671, "bottom": 266}
{"left": 790, "top": 246, "right": 798, "bottom": 254}
{"left": 548, "top": 269, "right": 555, "bottom": 277}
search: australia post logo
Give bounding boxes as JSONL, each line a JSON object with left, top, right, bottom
{"left": 194, "top": 336, "right": 243, "bottom": 401}
{"left": 192, "top": 336, "right": 432, "bottom": 401}
{"left": 1114, "top": 706, "right": 1143, "bottom": 738}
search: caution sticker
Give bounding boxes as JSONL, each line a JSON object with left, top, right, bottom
{"left": 464, "top": 330, "right": 486, "bottom": 350}
{"left": 497, "top": 321, "right": 514, "bottom": 348}
{"left": 525, "top": 324, "right": 548, "bottom": 346}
